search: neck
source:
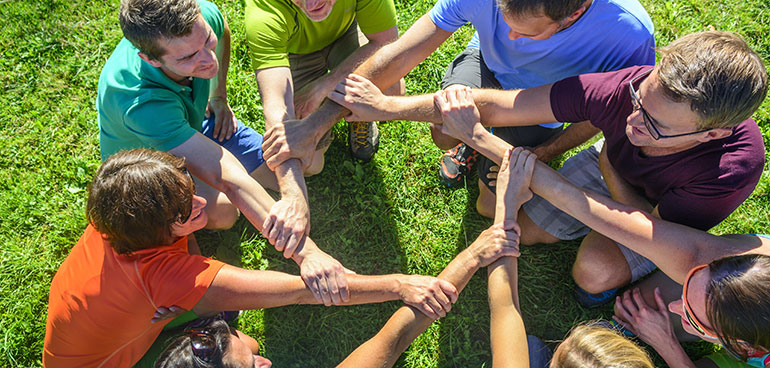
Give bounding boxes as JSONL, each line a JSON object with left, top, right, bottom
{"left": 160, "top": 66, "right": 192, "bottom": 86}
{"left": 640, "top": 140, "right": 702, "bottom": 157}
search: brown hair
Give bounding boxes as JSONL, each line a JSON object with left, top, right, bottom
{"left": 552, "top": 323, "right": 654, "bottom": 368}
{"left": 86, "top": 149, "right": 194, "bottom": 255}
{"left": 119, "top": 0, "right": 200, "bottom": 60}
{"left": 496, "top": 0, "right": 586, "bottom": 22}
{"left": 706, "top": 254, "right": 770, "bottom": 360}
{"left": 656, "top": 31, "right": 768, "bottom": 129}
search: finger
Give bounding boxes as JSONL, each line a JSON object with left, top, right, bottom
{"left": 621, "top": 290, "right": 640, "bottom": 315}
{"left": 439, "top": 279, "right": 459, "bottom": 305}
{"left": 328, "top": 90, "right": 347, "bottom": 106}
{"left": 486, "top": 172, "right": 498, "bottom": 181}
{"left": 226, "top": 117, "right": 236, "bottom": 140}
{"left": 327, "top": 271, "right": 342, "bottom": 305}
{"left": 317, "top": 277, "right": 332, "bottom": 306}
{"left": 433, "top": 91, "right": 449, "bottom": 112}
{"left": 282, "top": 231, "right": 302, "bottom": 258}
{"left": 306, "top": 277, "right": 322, "bottom": 303}
{"left": 614, "top": 296, "right": 635, "bottom": 322}
{"left": 653, "top": 288, "right": 670, "bottom": 321}
{"left": 268, "top": 221, "right": 284, "bottom": 250}
{"left": 631, "top": 288, "right": 648, "bottom": 311}
{"left": 426, "top": 296, "right": 446, "bottom": 318}
{"left": 523, "top": 150, "right": 537, "bottom": 175}
{"left": 265, "top": 151, "right": 290, "bottom": 171}
{"left": 337, "top": 271, "right": 350, "bottom": 302}
{"left": 261, "top": 216, "right": 275, "bottom": 241}
{"left": 500, "top": 149, "right": 512, "bottom": 173}
{"left": 446, "top": 87, "right": 460, "bottom": 108}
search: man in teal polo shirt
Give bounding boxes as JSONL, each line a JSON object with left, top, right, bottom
{"left": 97, "top": 0, "right": 350, "bottom": 301}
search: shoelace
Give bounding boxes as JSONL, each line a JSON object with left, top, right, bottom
{"left": 351, "top": 122, "right": 370, "bottom": 147}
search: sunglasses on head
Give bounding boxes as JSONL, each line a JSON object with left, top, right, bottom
{"left": 682, "top": 264, "right": 716, "bottom": 338}
{"left": 185, "top": 324, "right": 238, "bottom": 364}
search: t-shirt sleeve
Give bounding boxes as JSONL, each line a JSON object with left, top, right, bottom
{"left": 245, "top": 1, "right": 291, "bottom": 70}
{"left": 199, "top": 0, "right": 225, "bottom": 39}
{"left": 123, "top": 91, "right": 198, "bottom": 152}
{"left": 550, "top": 70, "right": 630, "bottom": 130}
{"left": 356, "top": 0, "right": 397, "bottom": 34}
{"left": 428, "top": 0, "right": 482, "bottom": 33}
{"left": 143, "top": 250, "right": 227, "bottom": 310}
{"left": 656, "top": 180, "right": 758, "bottom": 230}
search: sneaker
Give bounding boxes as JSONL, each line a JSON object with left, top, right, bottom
{"left": 574, "top": 285, "right": 618, "bottom": 309}
{"left": 593, "top": 318, "right": 637, "bottom": 337}
{"left": 439, "top": 143, "right": 479, "bottom": 188}
{"left": 349, "top": 121, "right": 380, "bottom": 162}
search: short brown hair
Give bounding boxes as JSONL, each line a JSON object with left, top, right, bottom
{"left": 496, "top": 0, "right": 586, "bottom": 22}
{"left": 657, "top": 31, "right": 768, "bottom": 129}
{"left": 118, "top": 0, "right": 200, "bottom": 60}
{"left": 552, "top": 323, "right": 654, "bottom": 368}
{"left": 706, "top": 254, "right": 770, "bottom": 360}
{"left": 86, "top": 149, "right": 195, "bottom": 255}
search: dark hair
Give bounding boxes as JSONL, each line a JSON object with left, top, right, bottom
{"left": 657, "top": 31, "right": 768, "bottom": 129}
{"left": 119, "top": 0, "right": 201, "bottom": 60}
{"left": 496, "top": 0, "right": 586, "bottom": 21}
{"left": 86, "top": 149, "right": 194, "bottom": 255}
{"left": 155, "top": 319, "right": 236, "bottom": 368}
{"left": 706, "top": 254, "right": 770, "bottom": 360}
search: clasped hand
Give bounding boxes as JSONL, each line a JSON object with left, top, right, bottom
{"left": 328, "top": 73, "right": 389, "bottom": 122}
{"left": 433, "top": 86, "right": 482, "bottom": 142}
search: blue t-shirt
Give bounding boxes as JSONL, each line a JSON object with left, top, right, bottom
{"left": 429, "top": 0, "right": 655, "bottom": 127}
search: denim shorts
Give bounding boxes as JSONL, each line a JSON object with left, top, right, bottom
{"left": 201, "top": 113, "right": 265, "bottom": 173}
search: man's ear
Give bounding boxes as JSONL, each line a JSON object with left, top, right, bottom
{"left": 138, "top": 52, "right": 163, "bottom": 68}
{"left": 565, "top": 5, "right": 587, "bottom": 23}
{"left": 700, "top": 127, "right": 733, "bottom": 142}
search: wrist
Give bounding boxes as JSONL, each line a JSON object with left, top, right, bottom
{"left": 470, "top": 124, "right": 488, "bottom": 143}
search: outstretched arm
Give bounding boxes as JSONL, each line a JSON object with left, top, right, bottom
{"left": 487, "top": 148, "right": 537, "bottom": 368}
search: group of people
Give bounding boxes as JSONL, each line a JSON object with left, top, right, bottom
{"left": 41, "top": 0, "right": 769, "bottom": 366}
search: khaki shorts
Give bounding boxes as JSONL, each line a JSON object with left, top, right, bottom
{"left": 288, "top": 21, "right": 366, "bottom": 150}
{"left": 522, "top": 139, "right": 658, "bottom": 282}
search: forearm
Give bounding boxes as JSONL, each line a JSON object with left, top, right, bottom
{"left": 339, "top": 249, "right": 485, "bottom": 368}
{"left": 488, "top": 258, "right": 528, "bottom": 368}
{"left": 311, "top": 41, "right": 386, "bottom": 98}
{"left": 463, "top": 125, "right": 513, "bottom": 166}
{"left": 532, "top": 121, "right": 600, "bottom": 162}
{"left": 529, "top": 162, "right": 717, "bottom": 281}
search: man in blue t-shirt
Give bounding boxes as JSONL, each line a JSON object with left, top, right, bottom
{"left": 262, "top": 0, "right": 655, "bottom": 201}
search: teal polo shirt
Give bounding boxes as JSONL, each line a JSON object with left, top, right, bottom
{"left": 97, "top": 0, "right": 224, "bottom": 161}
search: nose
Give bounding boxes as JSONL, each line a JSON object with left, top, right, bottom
{"left": 668, "top": 299, "right": 684, "bottom": 316}
{"left": 626, "top": 108, "right": 645, "bottom": 128}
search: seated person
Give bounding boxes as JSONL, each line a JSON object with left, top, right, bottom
{"left": 332, "top": 30, "right": 768, "bottom": 308}
{"left": 42, "top": 149, "right": 458, "bottom": 367}
{"left": 244, "top": 0, "right": 405, "bottom": 232}
{"left": 154, "top": 148, "right": 655, "bottom": 368}
{"left": 99, "top": 0, "right": 334, "bottom": 284}
{"left": 439, "top": 87, "right": 770, "bottom": 367}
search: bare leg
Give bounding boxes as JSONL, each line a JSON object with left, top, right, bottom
{"left": 304, "top": 146, "right": 329, "bottom": 177}
{"left": 250, "top": 164, "right": 278, "bottom": 192}
{"left": 572, "top": 231, "right": 632, "bottom": 293}
{"left": 633, "top": 271, "right": 701, "bottom": 342}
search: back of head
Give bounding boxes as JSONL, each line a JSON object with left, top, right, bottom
{"left": 87, "top": 149, "right": 194, "bottom": 255}
{"left": 496, "top": 0, "right": 586, "bottom": 22}
{"left": 656, "top": 31, "right": 768, "bottom": 129}
{"left": 119, "top": 0, "right": 200, "bottom": 60}
{"left": 706, "top": 254, "right": 770, "bottom": 360}
{"left": 155, "top": 319, "right": 234, "bottom": 368}
{"left": 552, "top": 323, "right": 654, "bottom": 368}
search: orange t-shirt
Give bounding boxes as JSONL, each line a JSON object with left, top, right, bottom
{"left": 43, "top": 225, "right": 226, "bottom": 368}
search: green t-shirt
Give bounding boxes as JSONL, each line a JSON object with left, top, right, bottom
{"left": 245, "top": 0, "right": 397, "bottom": 71}
{"left": 97, "top": 0, "right": 224, "bottom": 161}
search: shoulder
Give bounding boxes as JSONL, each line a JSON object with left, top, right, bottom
{"left": 717, "top": 119, "right": 766, "bottom": 177}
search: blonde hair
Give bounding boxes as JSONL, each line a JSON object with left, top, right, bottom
{"left": 551, "top": 323, "right": 653, "bottom": 368}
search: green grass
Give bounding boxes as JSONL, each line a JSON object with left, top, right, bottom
{"left": 0, "top": 0, "right": 768, "bottom": 367}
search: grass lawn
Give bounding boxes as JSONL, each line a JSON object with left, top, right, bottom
{"left": 1, "top": 0, "right": 768, "bottom": 367}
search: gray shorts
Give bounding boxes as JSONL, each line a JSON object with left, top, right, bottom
{"left": 441, "top": 48, "right": 563, "bottom": 185}
{"left": 288, "top": 21, "right": 364, "bottom": 150}
{"left": 522, "top": 139, "right": 657, "bottom": 281}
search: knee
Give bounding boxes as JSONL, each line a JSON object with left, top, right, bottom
{"left": 205, "top": 206, "right": 240, "bottom": 230}
{"left": 303, "top": 152, "right": 325, "bottom": 177}
{"left": 572, "top": 258, "right": 618, "bottom": 294}
{"left": 475, "top": 189, "right": 495, "bottom": 219}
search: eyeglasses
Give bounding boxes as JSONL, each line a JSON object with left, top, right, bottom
{"left": 178, "top": 167, "right": 196, "bottom": 223}
{"left": 628, "top": 69, "right": 711, "bottom": 140}
{"left": 682, "top": 264, "right": 717, "bottom": 338}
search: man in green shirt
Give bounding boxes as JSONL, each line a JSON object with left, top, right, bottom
{"left": 97, "top": 0, "right": 350, "bottom": 302}
{"left": 244, "top": 0, "right": 403, "bottom": 230}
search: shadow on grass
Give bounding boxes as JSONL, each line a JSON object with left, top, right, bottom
{"left": 259, "top": 127, "right": 408, "bottom": 367}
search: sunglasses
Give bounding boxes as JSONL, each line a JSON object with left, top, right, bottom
{"left": 682, "top": 264, "right": 716, "bottom": 338}
{"left": 628, "top": 69, "right": 711, "bottom": 140}
{"left": 178, "top": 167, "right": 197, "bottom": 223}
{"left": 185, "top": 325, "right": 238, "bottom": 364}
